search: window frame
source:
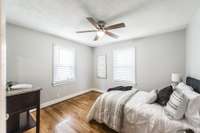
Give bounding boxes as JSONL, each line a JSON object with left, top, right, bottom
{"left": 52, "top": 44, "right": 76, "bottom": 86}
{"left": 112, "top": 47, "right": 136, "bottom": 84}
{"left": 96, "top": 55, "right": 107, "bottom": 79}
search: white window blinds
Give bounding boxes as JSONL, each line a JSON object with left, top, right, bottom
{"left": 97, "top": 55, "right": 107, "bottom": 78}
{"left": 53, "top": 45, "right": 75, "bottom": 85}
{"left": 113, "top": 47, "right": 135, "bottom": 83}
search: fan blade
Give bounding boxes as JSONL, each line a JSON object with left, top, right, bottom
{"left": 104, "top": 23, "right": 125, "bottom": 30}
{"left": 76, "top": 30, "right": 97, "bottom": 33}
{"left": 94, "top": 34, "right": 99, "bottom": 41}
{"left": 87, "top": 17, "right": 99, "bottom": 29}
{"left": 105, "top": 31, "right": 119, "bottom": 39}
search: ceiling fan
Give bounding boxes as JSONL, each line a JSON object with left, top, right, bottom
{"left": 76, "top": 17, "right": 126, "bottom": 41}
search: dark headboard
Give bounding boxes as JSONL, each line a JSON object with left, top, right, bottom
{"left": 186, "top": 77, "right": 200, "bottom": 93}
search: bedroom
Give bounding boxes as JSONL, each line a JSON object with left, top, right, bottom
{"left": 0, "top": 0, "right": 200, "bottom": 133}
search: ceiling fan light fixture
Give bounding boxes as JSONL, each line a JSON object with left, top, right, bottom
{"left": 97, "top": 30, "right": 105, "bottom": 38}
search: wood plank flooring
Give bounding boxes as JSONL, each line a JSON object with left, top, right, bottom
{"left": 25, "top": 91, "right": 116, "bottom": 133}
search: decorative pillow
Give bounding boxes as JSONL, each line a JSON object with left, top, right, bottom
{"left": 147, "top": 90, "right": 157, "bottom": 104}
{"left": 156, "top": 86, "right": 173, "bottom": 106}
{"left": 164, "top": 89, "right": 188, "bottom": 120}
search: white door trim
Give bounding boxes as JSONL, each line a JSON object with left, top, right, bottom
{"left": 0, "top": 0, "right": 6, "bottom": 132}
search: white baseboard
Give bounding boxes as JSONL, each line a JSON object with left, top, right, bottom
{"left": 40, "top": 88, "right": 103, "bottom": 109}
{"left": 90, "top": 88, "right": 105, "bottom": 93}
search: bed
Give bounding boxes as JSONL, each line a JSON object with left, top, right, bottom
{"left": 87, "top": 77, "right": 200, "bottom": 133}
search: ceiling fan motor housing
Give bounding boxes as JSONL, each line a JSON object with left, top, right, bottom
{"left": 97, "top": 21, "right": 106, "bottom": 29}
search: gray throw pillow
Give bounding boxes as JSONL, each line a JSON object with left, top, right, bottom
{"left": 156, "top": 86, "right": 173, "bottom": 106}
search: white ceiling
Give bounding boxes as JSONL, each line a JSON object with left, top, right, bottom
{"left": 6, "top": 0, "right": 200, "bottom": 47}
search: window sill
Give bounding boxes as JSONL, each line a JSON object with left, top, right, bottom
{"left": 113, "top": 80, "right": 136, "bottom": 85}
{"left": 52, "top": 80, "right": 75, "bottom": 87}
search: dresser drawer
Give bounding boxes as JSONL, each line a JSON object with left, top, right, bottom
{"left": 7, "top": 91, "right": 40, "bottom": 114}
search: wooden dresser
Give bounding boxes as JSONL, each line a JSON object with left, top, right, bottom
{"left": 6, "top": 88, "right": 41, "bottom": 133}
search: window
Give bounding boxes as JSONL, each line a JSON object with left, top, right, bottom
{"left": 96, "top": 55, "right": 107, "bottom": 78}
{"left": 113, "top": 47, "right": 135, "bottom": 83}
{"left": 53, "top": 45, "right": 75, "bottom": 85}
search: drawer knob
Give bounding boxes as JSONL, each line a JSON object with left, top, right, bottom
{"left": 6, "top": 113, "right": 9, "bottom": 120}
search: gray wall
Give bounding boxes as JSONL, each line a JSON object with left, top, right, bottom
{"left": 7, "top": 23, "right": 186, "bottom": 103}
{"left": 6, "top": 24, "right": 93, "bottom": 103}
{"left": 186, "top": 9, "right": 200, "bottom": 79}
{"left": 93, "top": 30, "right": 186, "bottom": 91}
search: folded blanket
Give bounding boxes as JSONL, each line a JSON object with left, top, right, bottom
{"left": 107, "top": 86, "right": 132, "bottom": 92}
{"left": 87, "top": 89, "right": 138, "bottom": 132}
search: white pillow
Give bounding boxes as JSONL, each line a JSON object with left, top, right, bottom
{"left": 176, "top": 82, "right": 193, "bottom": 92}
{"left": 130, "top": 90, "right": 157, "bottom": 105}
{"left": 176, "top": 82, "right": 197, "bottom": 100}
{"left": 164, "top": 89, "right": 188, "bottom": 120}
{"left": 183, "top": 89, "right": 200, "bottom": 127}
{"left": 186, "top": 95, "right": 200, "bottom": 127}
{"left": 175, "top": 82, "right": 200, "bottom": 127}
{"left": 146, "top": 89, "right": 157, "bottom": 104}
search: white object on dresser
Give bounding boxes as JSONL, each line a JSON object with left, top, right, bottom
{"left": 11, "top": 84, "right": 33, "bottom": 90}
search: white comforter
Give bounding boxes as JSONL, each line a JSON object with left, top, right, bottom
{"left": 122, "top": 91, "right": 200, "bottom": 133}
{"left": 88, "top": 90, "right": 200, "bottom": 133}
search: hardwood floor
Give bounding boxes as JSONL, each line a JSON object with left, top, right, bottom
{"left": 25, "top": 91, "right": 116, "bottom": 133}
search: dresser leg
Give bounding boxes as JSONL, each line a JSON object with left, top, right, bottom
{"left": 36, "top": 105, "right": 40, "bottom": 133}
